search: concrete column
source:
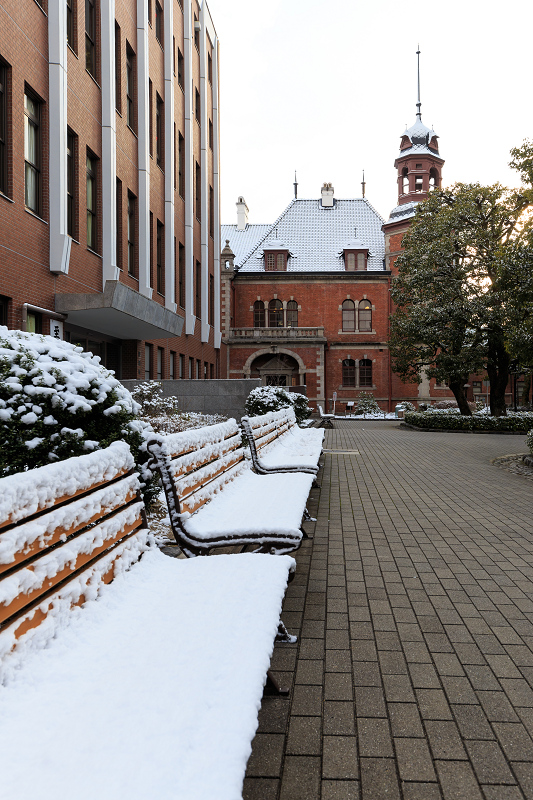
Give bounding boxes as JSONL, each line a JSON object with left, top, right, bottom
{"left": 183, "top": 0, "right": 195, "bottom": 334}
{"left": 48, "top": 0, "right": 71, "bottom": 275}
{"left": 199, "top": 3, "right": 209, "bottom": 342}
{"left": 101, "top": 0, "right": 118, "bottom": 286}
{"left": 137, "top": 0, "right": 152, "bottom": 297}
{"left": 212, "top": 36, "right": 221, "bottom": 349}
{"left": 163, "top": 0, "right": 176, "bottom": 311}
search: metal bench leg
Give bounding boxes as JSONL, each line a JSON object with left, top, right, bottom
{"left": 303, "top": 508, "right": 316, "bottom": 523}
{"left": 275, "top": 621, "right": 298, "bottom": 644}
{"left": 264, "top": 669, "right": 290, "bottom": 697}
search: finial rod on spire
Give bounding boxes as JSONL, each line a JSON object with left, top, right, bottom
{"left": 293, "top": 171, "right": 298, "bottom": 199}
{"left": 361, "top": 170, "right": 366, "bottom": 199}
{"left": 416, "top": 45, "right": 422, "bottom": 120}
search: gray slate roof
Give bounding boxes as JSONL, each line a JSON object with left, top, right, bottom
{"left": 398, "top": 116, "right": 443, "bottom": 160}
{"left": 220, "top": 224, "right": 271, "bottom": 267}
{"left": 385, "top": 201, "right": 419, "bottom": 226}
{"left": 222, "top": 198, "right": 386, "bottom": 273}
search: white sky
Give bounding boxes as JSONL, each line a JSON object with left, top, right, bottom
{"left": 206, "top": 0, "right": 533, "bottom": 227}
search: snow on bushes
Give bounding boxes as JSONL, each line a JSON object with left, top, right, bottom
{"left": 355, "top": 392, "right": 382, "bottom": 416}
{"left": 131, "top": 380, "right": 226, "bottom": 434}
{"left": 404, "top": 410, "right": 533, "bottom": 432}
{"left": 526, "top": 429, "right": 533, "bottom": 454}
{"left": 244, "top": 386, "right": 311, "bottom": 425}
{"left": 0, "top": 328, "right": 157, "bottom": 505}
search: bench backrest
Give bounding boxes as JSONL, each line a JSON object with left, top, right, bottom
{"left": 242, "top": 408, "right": 295, "bottom": 462}
{"left": 0, "top": 442, "right": 149, "bottom": 665}
{"left": 147, "top": 419, "right": 246, "bottom": 518}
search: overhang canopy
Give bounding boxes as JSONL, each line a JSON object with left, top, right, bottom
{"left": 55, "top": 281, "right": 184, "bottom": 340}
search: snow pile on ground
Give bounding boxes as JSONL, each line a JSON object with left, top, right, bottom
{"left": 0, "top": 549, "right": 295, "bottom": 800}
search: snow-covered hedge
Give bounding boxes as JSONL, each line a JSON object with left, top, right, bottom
{"left": 0, "top": 328, "right": 157, "bottom": 505}
{"left": 131, "top": 380, "right": 226, "bottom": 434}
{"left": 527, "top": 429, "right": 533, "bottom": 453}
{"left": 404, "top": 410, "right": 533, "bottom": 432}
{"left": 244, "top": 386, "right": 311, "bottom": 425}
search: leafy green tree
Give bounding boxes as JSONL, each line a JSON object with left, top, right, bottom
{"left": 390, "top": 150, "right": 533, "bottom": 416}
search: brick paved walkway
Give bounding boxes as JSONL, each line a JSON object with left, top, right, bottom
{"left": 243, "top": 421, "right": 533, "bottom": 800}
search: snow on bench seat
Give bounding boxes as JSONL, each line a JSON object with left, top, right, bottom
{"left": 0, "top": 549, "right": 295, "bottom": 800}
{"left": 242, "top": 408, "right": 324, "bottom": 474}
{"left": 147, "top": 419, "right": 315, "bottom": 556}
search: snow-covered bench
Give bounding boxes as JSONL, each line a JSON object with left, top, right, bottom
{"left": 241, "top": 407, "right": 324, "bottom": 477}
{"left": 318, "top": 404, "right": 334, "bottom": 428}
{"left": 0, "top": 444, "right": 298, "bottom": 799}
{"left": 147, "top": 419, "right": 315, "bottom": 557}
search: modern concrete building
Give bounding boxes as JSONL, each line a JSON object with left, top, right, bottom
{"left": 0, "top": 0, "right": 224, "bottom": 380}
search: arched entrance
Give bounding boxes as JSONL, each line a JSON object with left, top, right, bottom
{"left": 250, "top": 353, "right": 303, "bottom": 387}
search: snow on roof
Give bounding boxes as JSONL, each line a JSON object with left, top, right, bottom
{"left": 385, "top": 201, "right": 419, "bottom": 225}
{"left": 223, "top": 198, "right": 386, "bottom": 273}
{"left": 220, "top": 223, "right": 271, "bottom": 267}
{"left": 399, "top": 116, "right": 442, "bottom": 160}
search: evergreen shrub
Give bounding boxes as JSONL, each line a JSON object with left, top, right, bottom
{"left": 244, "top": 386, "right": 311, "bottom": 425}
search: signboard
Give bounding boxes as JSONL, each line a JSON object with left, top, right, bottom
{"left": 332, "top": 392, "right": 337, "bottom": 401}
{"left": 50, "top": 320, "right": 64, "bottom": 340}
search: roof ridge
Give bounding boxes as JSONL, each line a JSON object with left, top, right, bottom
{"left": 239, "top": 199, "right": 297, "bottom": 268}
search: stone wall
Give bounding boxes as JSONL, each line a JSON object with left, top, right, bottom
{"left": 120, "top": 379, "right": 261, "bottom": 420}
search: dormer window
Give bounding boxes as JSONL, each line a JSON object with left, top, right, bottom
{"left": 344, "top": 249, "right": 367, "bottom": 271}
{"left": 265, "top": 250, "right": 288, "bottom": 271}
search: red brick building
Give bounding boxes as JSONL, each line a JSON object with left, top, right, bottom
{"left": 221, "top": 111, "right": 459, "bottom": 413}
{"left": 0, "top": 0, "right": 224, "bottom": 381}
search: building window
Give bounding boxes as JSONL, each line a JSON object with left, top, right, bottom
{"left": 157, "top": 346, "right": 163, "bottom": 379}
{"left": 155, "top": 1, "right": 163, "bottom": 45}
{"left": 179, "top": 354, "right": 184, "bottom": 378}
{"left": 415, "top": 175, "right": 423, "bottom": 193}
{"left": 204, "top": 361, "right": 208, "bottom": 379}
{"left": 116, "top": 177, "right": 122, "bottom": 268}
{"left": 127, "top": 191, "right": 136, "bottom": 276}
{"left": 67, "top": 0, "right": 76, "bottom": 50}
{"left": 149, "top": 210, "right": 154, "bottom": 287}
{"left": 286, "top": 300, "right": 298, "bottom": 328}
{"left": 209, "top": 185, "right": 214, "bottom": 238}
{"left": 24, "top": 91, "right": 41, "bottom": 215}
{"left": 148, "top": 79, "right": 153, "bottom": 155}
{"left": 342, "top": 359, "right": 355, "bottom": 387}
{"left": 145, "top": 344, "right": 152, "bottom": 379}
{"left": 178, "top": 132, "right": 185, "bottom": 197}
{"left": 177, "top": 49, "right": 184, "bottom": 89}
{"left": 253, "top": 300, "right": 265, "bottom": 327}
{"left": 115, "top": 23, "right": 121, "bottom": 112}
{"left": 188, "top": 356, "right": 193, "bottom": 378}
{"left": 209, "top": 119, "right": 213, "bottom": 150}
{"left": 126, "top": 43, "right": 136, "bottom": 131}
{"left": 86, "top": 151, "right": 98, "bottom": 250}
{"left": 156, "top": 220, "right": 164, "bottom": 294}
{"left": 169, "top": 351, "right": 175, "bottom": 379}
{"left": 359, "top": 300, "right": 372, "bottom": 331}
{"left": 209, "top": 274, "right": 214, "bottom": 325}
{"left": 195, "top": 88, "right": 200, "bottom": 124}
{"left": 207, "top": 52, "right": 212, "bottom": 84}
{"left": 0, "top": 62, "right": 7, "bottom": 196}
{"left": 173, "top": 123, "right": 176, "bottom": 190}
{"left": 195, "top": 161, "right": 201, "bottom": 220}
{"left": 346, "top": 252, "right": 355, "bottom": 271}
{"left": 342, "top": 299, "right": 355, "bottom": 332}
{"left": 0, "top": 295, "right": 9, "bottom": 327}
{"left": 194, "top": 15, "right": 199, "bottom": 50}
{"left": 147, "top": 0, "right": 151, "bottom": 26}
{"left": 359, "top": 359, "right": 372, "bottom": 387}
{"left": 357, "top": 253, "right": 366, "bottom": 270}
{"left": 156, "top": 94, "right": 164, "bottom": 169}
{"left": 402, "top": 167, "right": 409, "bottom": 195}
{"left": 268, "top": 299, "right": 283, "bottom": 328}
{"left": 196, "top": 359, "right": 201, "bottom": 379}
{"left": 210, "top": 363, "right": 214, "bottom": 380}
{"left": 67, "top": 128, "right": 76, "bottom": 237}
{"left": 178, "top": 241, "right": 185, "bottom": 307}
{"left": 472, "top": 380, "right": 482, "bottom": 394}
{"left": 85, "top": 0, "right": 97, "bottom": 78}
{"left": 265, "top": 252, "right": 286, "bottom": 271}
{"left": 195, "top": 260, "right": 201, "bottom": 318}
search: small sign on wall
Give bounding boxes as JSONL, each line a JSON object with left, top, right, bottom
{"left": 50, "top": 320, "right": 64, "bottom": 340}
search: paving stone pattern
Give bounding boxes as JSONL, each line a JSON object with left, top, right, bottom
{"left": 243, "top": 421, "right": 533, "bottom": 800}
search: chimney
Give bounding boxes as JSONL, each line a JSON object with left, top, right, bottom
{"left": 236, "top": 196, "right": 249, "bottom": 230}
{"left": 321, "top": 183, "right": 334, "bottom": 207}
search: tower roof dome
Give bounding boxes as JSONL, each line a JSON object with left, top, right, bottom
{"left": 398, "top": 116, "right": 441, "bottom": 159}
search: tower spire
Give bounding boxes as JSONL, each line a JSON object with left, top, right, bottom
{"left": 416, "top": 45, "right": 422, "bottom": 120}
{"left": 361, "top": 170, "right": 366, "bottom": 198}
{"left": 293, "top": 171, "right": 298, "bottom": 199}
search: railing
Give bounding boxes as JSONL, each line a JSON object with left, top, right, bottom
{"left": 228, "top": 327, "right": 326, "bottom": 340}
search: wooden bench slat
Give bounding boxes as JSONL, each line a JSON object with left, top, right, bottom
{"left": 0, "top": 474, "right": 140, "bottom": 575}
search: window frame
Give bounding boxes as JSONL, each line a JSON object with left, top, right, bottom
{"left": 195, "top": 259, "right": 201, "bottom": 318}
{"left": 342, "top": 358, "right": 356, "bottom": 387}
{"left": 156, "top": 93, "right": 164, "bottom": 169}
{"left": 359, "top": 359, "right": 372, "bottom": 387}
{"left": 156, "top": 219, "right": 164, "bottom": 295}
{"left": 0, "top": 61, "right": 7, "bottom": 197}
{"left": 342, "top": 299, "right": 355, "bottom": 332}
{"left": 126, "top": 42, "right": 136, "bottom": 132}
{"left": 268, "top": 299, "right": 283, "bottom": 328}
{"left": 24, "top": 90, "right": 41, "bottom": 216}
{"left": 177, "top": 49, "right": 184, "bottom": 90}
{"left": 286, "top": 300, "right": 298, "bottom": 328}
{"left": 195, "top": 161, "right": 201, "bottom": 221}
{"left": 358, "top": 300, "right": 372, "bottom": 332}
{"left": 178, "top": 241, "right": 185, "bottom": 308}
{"left": 67, "top": 0, "right": 76, "bottom": 52}
{"left": 66, "top": 128, "right": 76, "bottom": 238}
{"left": 178, "top": 131, "right": 185, "bottom": 198}
{"left": 86, "top": 149, "right": 98, "bottom": 251}
{"left": 115, "top": 22, "right": 121, "bottom": 113}
{"left": 116, "top": 176, "right": 122, "bottom": 269}
{"left": 85, "top": 0, "right": 97, "bottom": 79}
{"left": 253, "top": 301, "right": 265, "bottom": 328}
{"left": 265, "top": 250, "right": 287, "bottom": 272}
{"left": 155, "top": 1, "right": 163, "bottom": 45}
{"left": 127, "top": 191, "right": 136, "bottom": 276}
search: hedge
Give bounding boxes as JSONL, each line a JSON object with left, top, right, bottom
{"left": 404, "top": 411, "right": 533, "bottom": 433}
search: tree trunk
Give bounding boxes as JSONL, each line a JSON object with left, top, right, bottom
{"left": 448, "top": 380, "right": 472, "bottom": 415}
{"left": 487, "top": 326, "right": 510, "bottom": 417}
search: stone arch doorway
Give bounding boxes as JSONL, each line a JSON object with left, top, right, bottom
{"left": 250, "top": 353, "right": 303, "bottom": 387}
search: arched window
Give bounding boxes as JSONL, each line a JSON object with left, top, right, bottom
{"left": 268, "top": 299, "right": 283, "bottom": 328}
{"left": 286, "top": 300, "right": 298, "bottom": 327}
{"left": 342, "top": 299, "right": 355, "bottom": 332}
{"left": 253, "top": 300, "right": 265, "bottom": 328}
{"left": 402, "top": 167, "right": 409, "bottom": 194}
{"left": 358, "top": 300, "right": 372, "bottom": 331}
{"left": 429, "top": 168, "right": 439, "bottom": 189}
{"left": 342, "top": 359, "right": 356, "bottom": 387}
{"left": 359, "top": 359, "right": 372, "bottom": 387}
